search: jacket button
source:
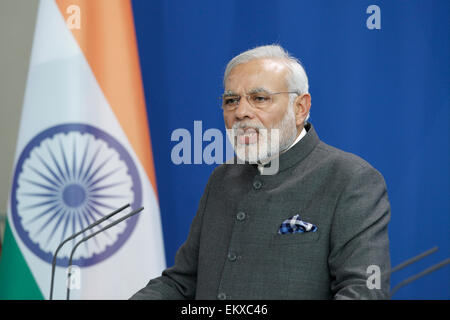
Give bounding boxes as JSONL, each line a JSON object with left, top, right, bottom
{"left": 217, "top": 292, "right": 227, "bottom": 300}
{"left": 228, "top": 252, "right": 237, "bottom": 262}
{"left": 236, "top": 211, "right": 246, "bottom": 221}
{"left": 253, "top": 180, "right": 262, "bottom": 190}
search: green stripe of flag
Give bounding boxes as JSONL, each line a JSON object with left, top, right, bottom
{"left": 0, "top": 221, "right": 44, "bottom": 300}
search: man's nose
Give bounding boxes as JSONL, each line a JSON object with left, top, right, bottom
{"left": 234, "top": 97, "right": 255, "bottom": 120}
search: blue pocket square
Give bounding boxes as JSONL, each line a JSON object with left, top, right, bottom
{"left": 278, "top": 214, "right": 317, "bottom": 234}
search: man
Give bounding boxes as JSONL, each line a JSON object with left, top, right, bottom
{"left": 131, "top": 45, "right": 391, "bottom": 300}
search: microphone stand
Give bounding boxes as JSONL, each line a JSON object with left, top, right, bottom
{"left": 66, "top": 206, "right": 144, "bottom": 300}
{"left": 49, "top": 203, "right": 130, "bottom": 300}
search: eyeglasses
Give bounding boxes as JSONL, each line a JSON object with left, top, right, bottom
{"left": 220, "top": 91, "right": 299, "bottom": 111}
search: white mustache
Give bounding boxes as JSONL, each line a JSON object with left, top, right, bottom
{"left": 232, "top": 121, "right": 265, "bottom": 135}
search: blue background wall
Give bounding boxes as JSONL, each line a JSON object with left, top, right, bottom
{"left": 131, "top": 0, "right": 449, "bottom": 299}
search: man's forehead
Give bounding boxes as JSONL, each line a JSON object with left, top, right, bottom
{"left": 225, "top": 58, "right": 289, "bottom": 90}
{"left": 229, "top": 58, "right": 288, "bottom": 76}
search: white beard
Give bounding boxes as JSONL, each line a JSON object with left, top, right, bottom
{"left": 227, "top": 103, "right": 298, "bottom": 164}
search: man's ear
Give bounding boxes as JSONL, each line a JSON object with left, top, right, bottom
{"left": 294, "top": 93, "right": 311, "bottom": 126}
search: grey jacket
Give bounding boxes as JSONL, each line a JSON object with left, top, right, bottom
{"left": 131, "top": 123, "right": 391, "bottom": 300}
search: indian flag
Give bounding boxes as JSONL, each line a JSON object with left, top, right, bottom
{"left": 0, "top": 0, "right": 166, "bottom": 299}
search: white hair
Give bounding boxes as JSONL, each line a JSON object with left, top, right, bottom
{"left": 223, "top": 44, "right": 310, "bottom": 122}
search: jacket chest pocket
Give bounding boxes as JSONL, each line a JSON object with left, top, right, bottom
{"left": 270, "top": 229, "right": 320, "bottom": 246}
{"left": 264, "top": 200, "right": 320, "bottom": 246}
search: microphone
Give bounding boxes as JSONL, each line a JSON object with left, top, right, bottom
{"left": 49, "top": 203, "right": 131, "bottom": 300}
{"left": 388, "top": 246, "right": 450, "bottom": 298}
{"left": 390, "top": 258, "right": 450, "bottom": 298}
{"left": 390, "top": 246, "right": 438, "bottom": 274}
{"left": 66, "top": 206, "right": 144, "bottom": 300}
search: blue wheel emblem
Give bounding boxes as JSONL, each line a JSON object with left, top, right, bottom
{"left": 10, "top": 123, "right": 142, "bottom": 267}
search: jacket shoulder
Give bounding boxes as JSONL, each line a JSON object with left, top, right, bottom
{"left": 314, "top": 141, "right": 384, "bottom": 180}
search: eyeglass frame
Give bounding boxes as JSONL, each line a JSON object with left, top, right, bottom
{"left": 219, "top": 89, "right": 300, "bottom": 111}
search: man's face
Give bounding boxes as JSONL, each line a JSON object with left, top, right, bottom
{"left": 223, "top": 58, "right": 298, "bottom": 163}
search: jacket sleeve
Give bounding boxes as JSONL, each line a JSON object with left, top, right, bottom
{"left": 129, "top": 177, "right": 212, "bottom": 300}
{"left": 328, "top": 164, "right": 391, "bottom": 300}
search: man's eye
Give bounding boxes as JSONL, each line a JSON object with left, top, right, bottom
{"left": 224, "top": 97, "right": 239, "bottom": 105}
{"left": 252, "top": 95, "right": 270, "bottom": 103}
